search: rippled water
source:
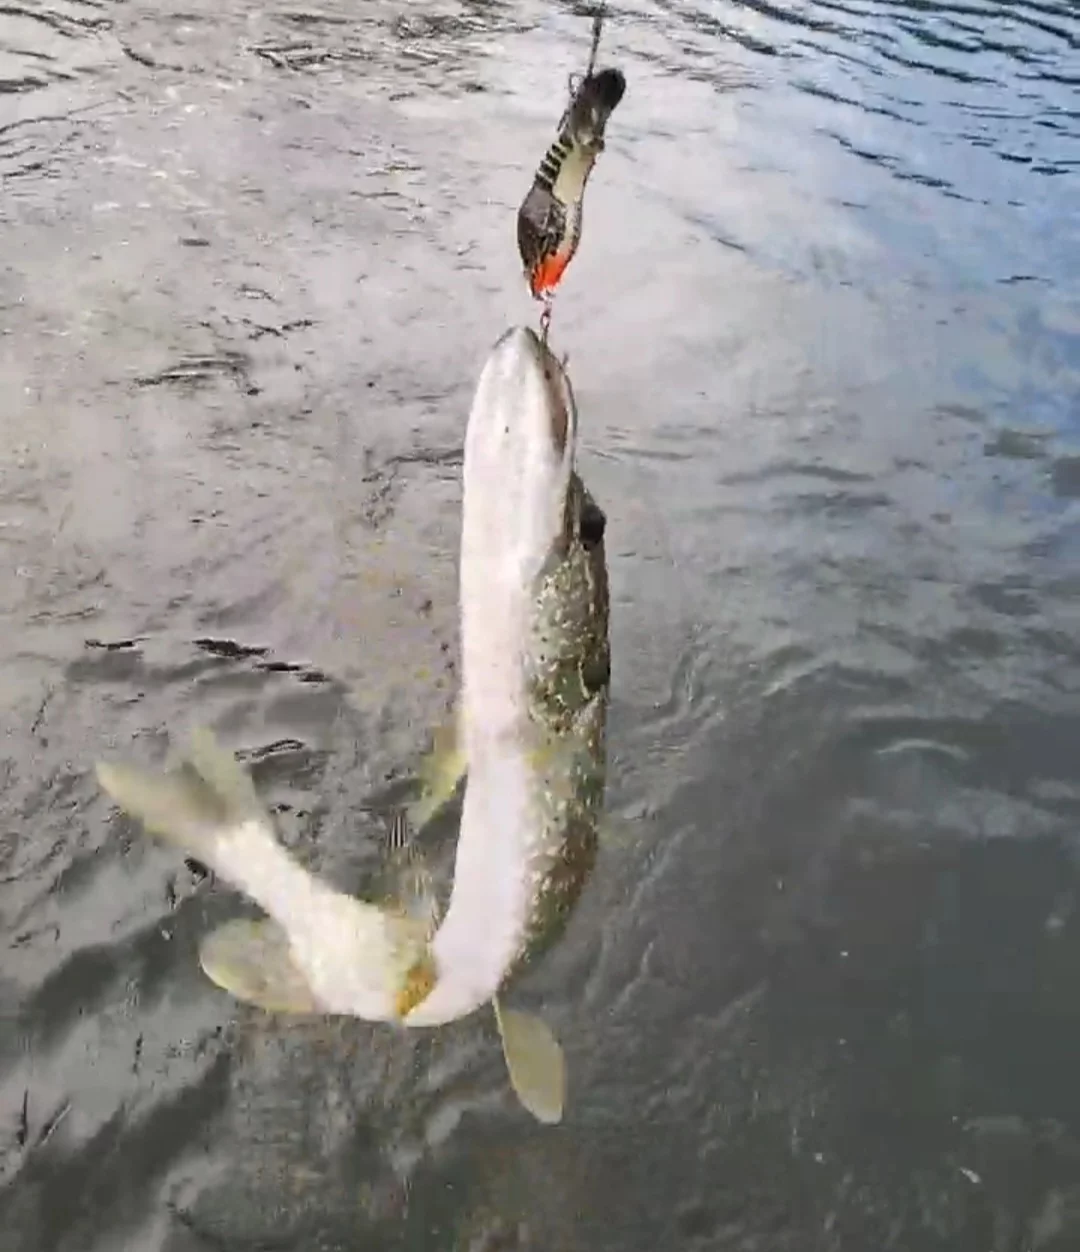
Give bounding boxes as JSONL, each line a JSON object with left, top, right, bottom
{"left": 2, "top": 0, "right": 1079, "bottom": 1247}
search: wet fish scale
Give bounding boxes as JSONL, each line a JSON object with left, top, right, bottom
{"left": 508, "top": 474, "right": 611, "bottom": 970}
{"left": 526, "top": 477, "right": 610, "bottom": 723}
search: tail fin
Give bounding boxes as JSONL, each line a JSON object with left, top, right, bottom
{"left": 186, "top": 727, "right": 266, "bottom": 823}
{"left": 96, "top": 728, "right": 271, "bottom": 866}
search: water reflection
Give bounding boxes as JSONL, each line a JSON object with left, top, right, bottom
{"left": 2, "top": 0, "right": 1080, "bottom": 1247}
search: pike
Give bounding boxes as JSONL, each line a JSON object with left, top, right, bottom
{"left": 95, "top": 326, "right": 611, "bottom": 1124}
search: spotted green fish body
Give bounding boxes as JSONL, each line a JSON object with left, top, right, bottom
{"left": 401, "top": 326, "right": 610, "bottom": 1028}
{"left": 510, "top": 469, "right": 610, "bottom": 970}
{"left": 95, "top": 326, "right": 609, "bottom": 1123}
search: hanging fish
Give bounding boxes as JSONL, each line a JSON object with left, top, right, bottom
{"left": 516, "top": 12, "right": 626, "bottom": 307}
{"left": 95, "top": 325, "right": 613, "bottom": 1126}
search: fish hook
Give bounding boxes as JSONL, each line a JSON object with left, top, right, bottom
{"left": 565, "top": 7, "right": 604, "bottom": 99}
{"left": 584, "top": 5, "right": 605, "bottom": 80}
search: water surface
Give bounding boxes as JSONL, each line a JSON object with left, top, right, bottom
{"left": 2, "top": 0, "right": 1080, "bottom": 1248}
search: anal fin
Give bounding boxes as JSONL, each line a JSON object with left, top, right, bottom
{"left": 493, "top": 995, "right": 566, "bottom": 1125}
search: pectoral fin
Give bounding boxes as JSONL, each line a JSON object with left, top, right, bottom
{"left": 199, "top": 918, "right": 321, "bottom": 1015}
{"left": 407, "top": 711, "right": 467, "bottom": 830}
{"left": 493, "top": 995, "right": 565, "bottom": 1125}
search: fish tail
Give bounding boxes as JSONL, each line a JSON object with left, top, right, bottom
{"left": 186, "top": 726, "right": 265, "bottom": 823}
{"left": 96, "top": 728, "right": 273, "bottom": 870}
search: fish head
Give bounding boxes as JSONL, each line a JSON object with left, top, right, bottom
{"left": 462, "top": 326, "right": 578, "bottom": 591}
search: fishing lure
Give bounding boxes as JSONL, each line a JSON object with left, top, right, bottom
{"left": 516, "top": 9, "right": 626, "bottom": 335}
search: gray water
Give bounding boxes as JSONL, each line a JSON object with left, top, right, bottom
{"left": 2, "top": 0, "right": 1079, "bottom": 1247}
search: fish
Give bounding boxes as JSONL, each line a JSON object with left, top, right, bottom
{"left": 95, "top": 324, "right": 611, "bottom": 1125}
{"left": 403, "top": 323, "right": 612, "bottom": 1067}
{"left": 516, "top": 63, "right": 626, "bottom": 301}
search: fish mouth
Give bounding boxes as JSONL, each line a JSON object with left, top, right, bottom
{"left": 488, "top": 326, "right": 573, "bottom": 458}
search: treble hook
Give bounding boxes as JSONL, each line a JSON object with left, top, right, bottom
{"left": 564, "top": 8, "right": 604, "bottom": 109}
